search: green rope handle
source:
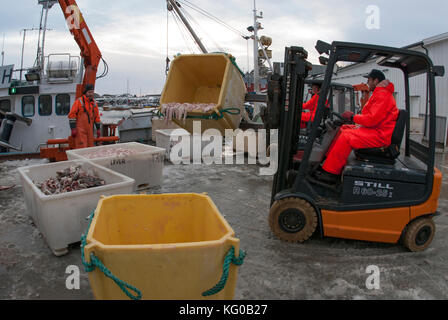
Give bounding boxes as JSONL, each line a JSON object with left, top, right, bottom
{"left": 202, "top": 246, "right": 246, "bottom": 297}
{"left": 80, "top": 211, "right": 142, "bottom": 300}
{"left": 187, "top": 107, "right": 241, "bottom": 120}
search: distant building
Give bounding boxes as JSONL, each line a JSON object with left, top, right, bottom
{"left": 325, "top": 32, "right": 448, "bottom": 147}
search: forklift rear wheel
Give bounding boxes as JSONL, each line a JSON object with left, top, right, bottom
{"left": 403, "top": 216, "right": 435, "bottom": 252}
{"left": 269, "top": 198, "right": 317, "bottom": 242}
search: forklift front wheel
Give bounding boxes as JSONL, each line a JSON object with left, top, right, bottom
{"left": 403, "top": 216, "right": 435, "bottom": 252}
{"left": 269, "top": 198, "right": 318, "bottom": 243}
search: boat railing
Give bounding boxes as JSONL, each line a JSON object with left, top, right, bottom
{"left": 44, "top": 53, "right": 81, "bottom": 83}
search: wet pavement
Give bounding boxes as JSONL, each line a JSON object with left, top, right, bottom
{"left": 1, "top": 154, "right": 448, "bottom": 300}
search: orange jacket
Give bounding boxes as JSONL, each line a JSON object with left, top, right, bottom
{"left": 301, "top": 94, "right": 329, "bottom": 123}
{"left": 301, "top": 94, "right": 319, "bottom": 122}
{"left": 353, "top": 80, "right": 398, "bottom": 144}
{"left": 68, "top": 95, "right": 100, "bottom": 129}
{"left": 68, "top": 95, "right": 101, "bottom": 148}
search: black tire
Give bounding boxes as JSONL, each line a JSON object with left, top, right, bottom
{"left": 403, "top": 216, "right": 435, "bottom": 252}
{"left": 269, "top": 197, "right": 318, "bottom": 242}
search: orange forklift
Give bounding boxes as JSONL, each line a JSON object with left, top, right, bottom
{"left": 266, "top": 41, "right": 445, "bottom": 251}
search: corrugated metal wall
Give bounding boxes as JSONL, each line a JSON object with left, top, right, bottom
{"left": 326, "top": 38, "right": 448, "bottom": 146}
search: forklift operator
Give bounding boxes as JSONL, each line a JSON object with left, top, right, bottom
{"left": 68, "top": 84, "right": 101, "bottom": 149}
{"left": 314, "top": 69, "right": 399, "bottom": 184}
{"left": 300, "top": 83, "right": 322, "bottom": 128}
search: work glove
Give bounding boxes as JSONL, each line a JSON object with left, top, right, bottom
{"left": 71, "top": 128, "right": 78, "bottom": 138}
{"left": 96, "top": 129, "right": 101, "bottom": 138}
{"left": 341, "top": 111, "right": 354, "bottom": 122}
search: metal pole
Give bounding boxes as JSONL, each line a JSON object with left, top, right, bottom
{"left": 168, "top": 0, "right": 207, "bottom": 53}
{"left": 253, "top": 0, "right": 259, "bottom": 94}
{"left": 259, "top": 43, "right": 273, "bottom": 71}
{"left": 20, "top": 29, "right": 27, "bottom": 81}
{"left": 1, "top": 34, "right": 5, "bottom": 67}
{"left": 40, "top": 2, "right": 50, "bottom": 73}
{"left": 35, "top": 6, "right": 44, "bottom": 68}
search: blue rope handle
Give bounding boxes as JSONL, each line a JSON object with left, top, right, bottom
{"left": 202, "top": 246, "right": 246, "bottom": 296}
{"left": 80, "top": 211, "right": 142, "bottom": 300}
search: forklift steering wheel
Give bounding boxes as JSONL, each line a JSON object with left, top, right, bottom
{"left": 331, "top": 111, "right": 345, "bottom": 121}
{"left": 331, "top": 111, "right": 353, "bottom": 125}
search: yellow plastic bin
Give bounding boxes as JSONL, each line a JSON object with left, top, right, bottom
{"left": 81, "top": 193, "right": 245, "bottom": 300}
{"left": 160, "top": 53, "right": 247, "bottom": 136}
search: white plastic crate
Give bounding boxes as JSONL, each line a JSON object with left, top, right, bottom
{"left": 155, "top": 128, "right": 221, "bottom": 163}
{"left": 66, "top": 142, "right": 165, "bottom": 190}
{"left": 151, "top": 118, "right": 181, "bottom": 142}
{"left": 18, "top": 160, "right": 135, "bottom": 256}
{"left": 155, "top": 128, "right": 191, "bottom": 162}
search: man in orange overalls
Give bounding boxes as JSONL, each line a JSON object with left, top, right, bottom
{"left": 68, "top": 84, "right": 101, "bottom": 148}
{"left": 300, "top": 83, "right": 321, "bottom": 128}
{"left": 300, "top": 83, "right": 330, "bottom": 129}
{"left": 313, "top": 69, "right": 399, "bottom": 184}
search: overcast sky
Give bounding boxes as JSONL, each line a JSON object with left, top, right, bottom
{"left": 1, "top": 0, "right": 447, "bottom": 95}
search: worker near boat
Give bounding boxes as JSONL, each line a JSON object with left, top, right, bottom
{"left": 68, "top": 84, "right": 101, "bottom": 149}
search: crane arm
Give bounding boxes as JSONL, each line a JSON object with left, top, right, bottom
{"left": 58, "top": 0, "right": 102, "bottom": 98}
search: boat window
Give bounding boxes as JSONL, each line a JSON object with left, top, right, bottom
{"left": 22, "top": 96, "right": 35, "bottom": 117}
{"left": 39, "top": 95, "right": 52, "bottom": 116}
{"left": 56, "top": 94, "right": 71, "bottom": 115}
{"left": 0, "top": 99, "right": 11, "bottom": 113}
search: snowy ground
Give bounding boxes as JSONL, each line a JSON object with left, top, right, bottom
{"left": 1, "top": 155, "right": 448, "bottom": 300}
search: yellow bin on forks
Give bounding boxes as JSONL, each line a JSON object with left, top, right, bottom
{"left": 160, "top": 53, "right": 247, "bottom": 136}
{"left": 82, "top": 193, "right": 245, "bottom": 300}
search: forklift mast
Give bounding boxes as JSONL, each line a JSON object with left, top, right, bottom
{"left": 267, "top": 47, "right": 312, "bottom": 203}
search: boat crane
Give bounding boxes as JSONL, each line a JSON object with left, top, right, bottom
{"left": 39, "top": 0, "right": 115, "bottom": 161}
{"left": 56, "top": 0, "right": 108, "bottom": 98}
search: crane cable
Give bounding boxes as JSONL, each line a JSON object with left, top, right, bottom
{"left": 178, "top": 3, "right": 224, "bottom": 52}
{"left": 166, "top": 7, "right": 170, "bottom": 75}
{"left": 172, "top": 5, "right": 204, "bottom": 52}
{"left": 178, "top": 0, "right": 249, "bottom": 40}
{"left": 169, "top": 8, "right": 195, "bottom": 53}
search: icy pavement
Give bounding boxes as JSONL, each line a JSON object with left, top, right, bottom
{"left": 1, "top": 156, "right": 448, "bottom": 300}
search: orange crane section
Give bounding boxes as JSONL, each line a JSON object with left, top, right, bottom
{"left": 58, "top": 0, "right": 102, "bottom": 98}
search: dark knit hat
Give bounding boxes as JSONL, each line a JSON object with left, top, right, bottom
{"left": 363, "top": 69, "right": 386, "bottom": 82}
{"left": 83, "top": 84, "right": 95, "bottom": 94}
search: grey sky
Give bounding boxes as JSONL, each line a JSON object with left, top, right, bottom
{"left": 1, "top": 0, "right": 447, "bottom": 95}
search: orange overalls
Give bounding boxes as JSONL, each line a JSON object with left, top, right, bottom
{"left": 68, "top": 95, "right": 101, "bottom": 149}
{"left": 322, "top": 81, "right": 399, "bottom": 175}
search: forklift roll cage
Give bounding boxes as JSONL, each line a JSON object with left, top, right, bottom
{"left": 271, "top": 41, "right": 445, "bottom": 213}
{"left": 304, "top": 79, "right": 356, "bottom": 114}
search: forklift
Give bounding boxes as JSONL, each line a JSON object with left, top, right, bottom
{"left": 266, "top": 41, "right": 445, "bottom": 252}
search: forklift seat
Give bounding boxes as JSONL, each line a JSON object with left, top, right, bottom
{"left": 354, "top": 109, "right": 407, "bottom": 165}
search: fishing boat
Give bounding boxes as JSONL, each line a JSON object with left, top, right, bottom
{"left": 0, "top": 1, "right": 82, "bottom": 157}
